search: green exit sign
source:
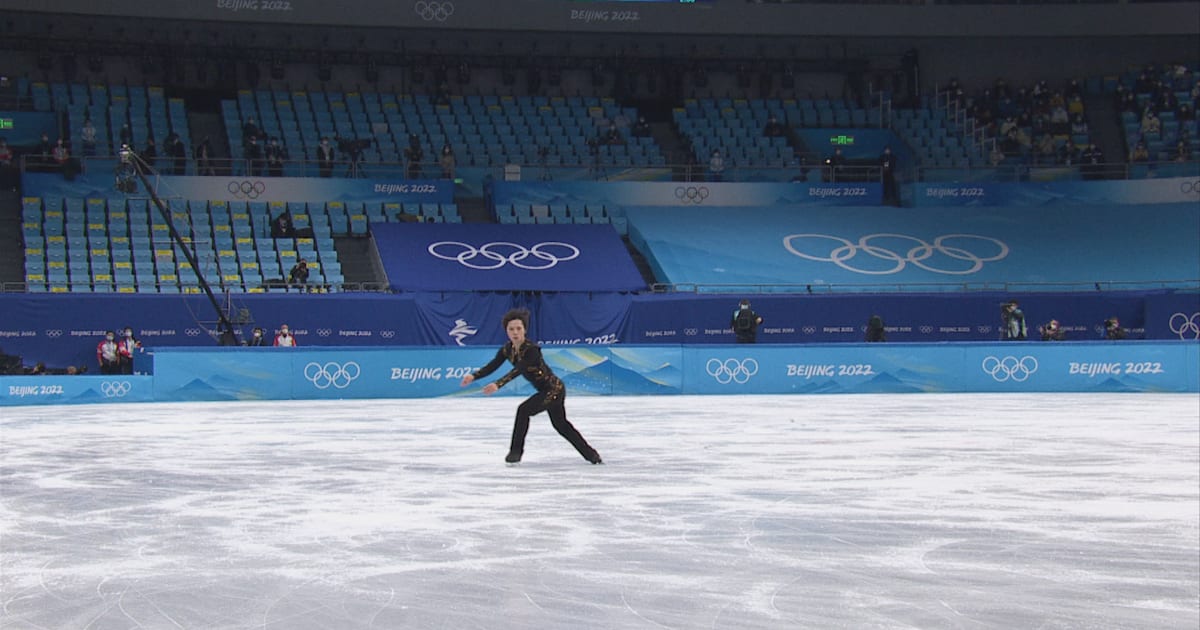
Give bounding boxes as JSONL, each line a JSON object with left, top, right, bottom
{"left": 829, "top": 135, "right": 854, "bottom": 146}
{"left": 0, "top": 119, "right": 12, "bottom": 130}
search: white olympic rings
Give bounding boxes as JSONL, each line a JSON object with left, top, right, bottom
{"left": 1168, "top": 312, "right": 1200, "bottom": 340}
{"left": 100, "top": 381, "right": 132, "bottom": 397}
{"left": 783, "top": 233, "right": 1009, "bottom": 275}
{"left": 674, "top": 186, "right": 710, "bottom": 204}
{"left": 706, "top": 358, "right": 759, "bottom": 384}
{"left": 414, "top": 1, "right": 454, "bottom": 22}
{"left": 428, "top": 241, "right": 581, "bottom": 270}
{"left": 304, "top": 361, "right": 361, "bottom": 390}
{"left": 981, "top": 355, "right": 1038, "bottom": 383}
{"left": 1179, "top": 180, "right": 1200, "bottom": 195}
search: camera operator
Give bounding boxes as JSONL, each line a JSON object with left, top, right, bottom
{"left": 336, "top": 135, "right": 368, "bottom": 178}
{"left": 404, "top": 134, "right": 424, "bottom": 179}
{"left": 999, "top": 300, "right": 1027, "bottom": 341}
{"left": 1103, "top": 317, "right": 1127, "bottom": 340}
{"left": 115, "top": 144, "right": 138, "bottom": 192}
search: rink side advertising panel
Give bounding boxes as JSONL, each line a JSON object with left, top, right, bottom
{"left": 2, "top": 342, "right": 1195, "bottom": 406}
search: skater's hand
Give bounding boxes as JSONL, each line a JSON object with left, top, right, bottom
{"left": 482, "top": 383, "right": 499, "bottom": 396}
{"left": 460, "top": 374, "right": 474, "bottom": 387}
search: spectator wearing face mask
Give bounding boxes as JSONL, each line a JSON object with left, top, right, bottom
{"left": 246, "top": 327, "right": 268, "bottom": 347}
{"left": 117, "top": 327, "right": 142, "bottom": 374}
{"left": 274, "top": 324, "right": 298, "bottom": 347}
{"left": 97, "top": 331, "right": 120, "bottom": 374}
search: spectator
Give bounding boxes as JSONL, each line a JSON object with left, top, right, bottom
{"left": 271, "top": 212, "right": 295, "bottom": 239}
{"left": 1035, "top": 133, "right": 1057, "bottom": 165}
{"left": 266, "top": 137, "right": 287, "bottom": 177}
{"left": 1129, "top": 140, "right": 1150, "bottom": 163}
{"left": 1049, "top": 102, "right": 1070, "bottom": 135}
{"left": 96, "top": 330, "right": 120, "bottom": 374}
{"left": 708, "top": 149, "right": 725, "bottom": 182}
{"left": 316, "top": 137, "right": 335, "bottom": 178}
{"left": 194, "top": 136, "right": 215, "bottom": 176}
{"left": 631, "top": 116, "right": 651, "bottom": 138}
{"left": 80, "top": 117, "right": 97, "bottom": 157}
{"left": 273, "top": 324, "right": 298, "bottom": 347}
{"left": 1174, "top": 140, "right": 1192, "bottom": 162}
{"left": 404, "top": 134, "right": 424, "bottom": 179}
{"left": 118, "top": 123, "right": 132, "bottom": 148}
{"left": 1140, "top": 108, "right": 1160, "bottom": 136}
{"left": 51, "top": 138, "right": 70, "bottom": 171}
{"left": 1058, "top": 138, "right": 1079, "bottom": 165}
{"left": 1179, "top": 102, "right": 1195, "bottom": 122}
{"left": 603, "top": 123, "right": 624, "bottom": 146}
{"left": 1039, "top": 319, "right": 1066, "bottom": 342}
{"left": 1103, "top": 317, "right": 1127, "bottom": 340}
{"left": 439, "top": 143, "right": 456, "bottom": 180}
{"left": 244, "top": 136, "right": 263, "bottom": 176}
{"left": 879, "top": 146, "right": 899, "bottom": 206}
{"left": 242, "top": 116, "right": 260, "bottom": 149}
{"left": 1081, "top": 143, "right": 1105, "bottom": 179}
{"left": 169, "top": 134, "right": 188, "bottom": 175}
{"left": 763, "top": 116, "right": 786, "bottom": 138}
{"left": 826, "top": 147, "right": 846, "bottom": 181}
{"left": 0, "top": 138, "right": 10, "bottom": 166}
{"left": 246, "top": 327, "right": 268, "bottom": 347}
{"left": 1070, "top": 113, "right": 1088, "bottom": 136}
{"left": 140, "top": 137, "right": 157, "bottom": 174}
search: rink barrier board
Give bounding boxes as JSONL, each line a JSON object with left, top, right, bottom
{"left": 1, "top": 342, "right": 1196, "bottom": 406}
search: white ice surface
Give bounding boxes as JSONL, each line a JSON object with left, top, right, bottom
{"left": 1, "top": 393, "right": 1197, "bottom": 629}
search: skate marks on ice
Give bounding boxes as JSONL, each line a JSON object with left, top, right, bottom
{"left": 1, "top": 394, "right": 1197, "bottom": 629}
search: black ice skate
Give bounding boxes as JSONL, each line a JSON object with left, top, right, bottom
{"left": 505, "top": 451, "right": 522, "bottom": 465}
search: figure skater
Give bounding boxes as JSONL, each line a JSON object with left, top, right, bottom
{"left": 460, "top": 308, "right": 602, "bottom": 465}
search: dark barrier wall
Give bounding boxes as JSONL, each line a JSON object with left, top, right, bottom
{"left": 1, "top": 291, "right": 1196, "bottom": 372}
{"left": 7, "top": 0, "right": 1198, "bottom": 36}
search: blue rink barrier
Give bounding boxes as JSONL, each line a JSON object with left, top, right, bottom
{"left": 1, "top": 342, "right": 1194, "bottom": 406}
{"left": 0, "top": 375, "right": 154, "bottom": 405}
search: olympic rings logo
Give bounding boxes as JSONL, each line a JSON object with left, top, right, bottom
{"left": 316, "top": 329, "right": 332, "bottom": 337}
{"left": 428, "top": 241, "right": 580, "bottom": 270}
{"left": 45, "top": 329, "right": 62, "bottom": 338}
{"left": 705, "top": 358, "right": 758, "bottom": 384}
{"left": 227, "top": 180, "right": 266, "bottom": 200}
{"left": 684, "top": 328, "right": 698, "bottom": 336}
{"left": 100, "top": 381, "right": 132, "bottom": 397}
{"left": 919, "top": 326, "right": 933, "bottom": 334}
{"left": 783, "top": 233, "right": 1009, "bottom": 275}
{"left": 1168, "top": 311, "right": 1200, "bottom": 340}
{"left": 380, "top": 330, "right": 396, "bottom": 339}
{"left": 981, "top": 355, "right": 1038, "bottom": 382}
{"left": 414, "top": 0, "right": 454, "bottom": 21}
{"left": 185, "top": 328, "right": 202, "bottom": 337}
{"left": 674, "top": 186, "right": 710, "bottom": 204}
{"left": 1180, "top": 180, "right": 1200, "bottom": 195}
{"left": 802, "top": 326, "right": 815, "bottom": 334}
{"left": 303, "top": 361, "right": 361, "bottom": 390}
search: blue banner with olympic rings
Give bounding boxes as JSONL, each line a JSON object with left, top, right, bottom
{"left": 371, "top": 222, "right": 647, "bottom": 291}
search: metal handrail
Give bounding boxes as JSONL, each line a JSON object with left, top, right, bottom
{"left": 650, "top": 279, "right": 1200, "bottom": 295}
{"left": 21, "top": 154, "right": 1199, "bottom": 185}
{"left": 1, "top": 280, "right": 392, "bottom": 294}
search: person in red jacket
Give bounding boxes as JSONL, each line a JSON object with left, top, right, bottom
{"left": 116, "top": 326, "right": 141, "bottom": 374}
{"left": 274, "top": 324, "right": 298, "bottom": 347}
{"left": 96, "top": 331, "right": 120, "bottom": 374}
{"left": 460, "top": 308, "right": 601, "bottom": 465}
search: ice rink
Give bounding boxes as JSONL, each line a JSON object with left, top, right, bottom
{"left": 2, "top": 393, "right": 1198, "bottom": 629}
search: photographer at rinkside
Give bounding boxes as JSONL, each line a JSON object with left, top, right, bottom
{"left": 1103, "top": 317, "right": 1128, "bottom": 340}
{"left": 1000, "top": 300, "right": 1027, "bottom": 341}
{"left": 1039, "top": 319, "right": 1066, "bottom": 341}
{"left": 731, "top": 299, "right": 763, "bottom": 344}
